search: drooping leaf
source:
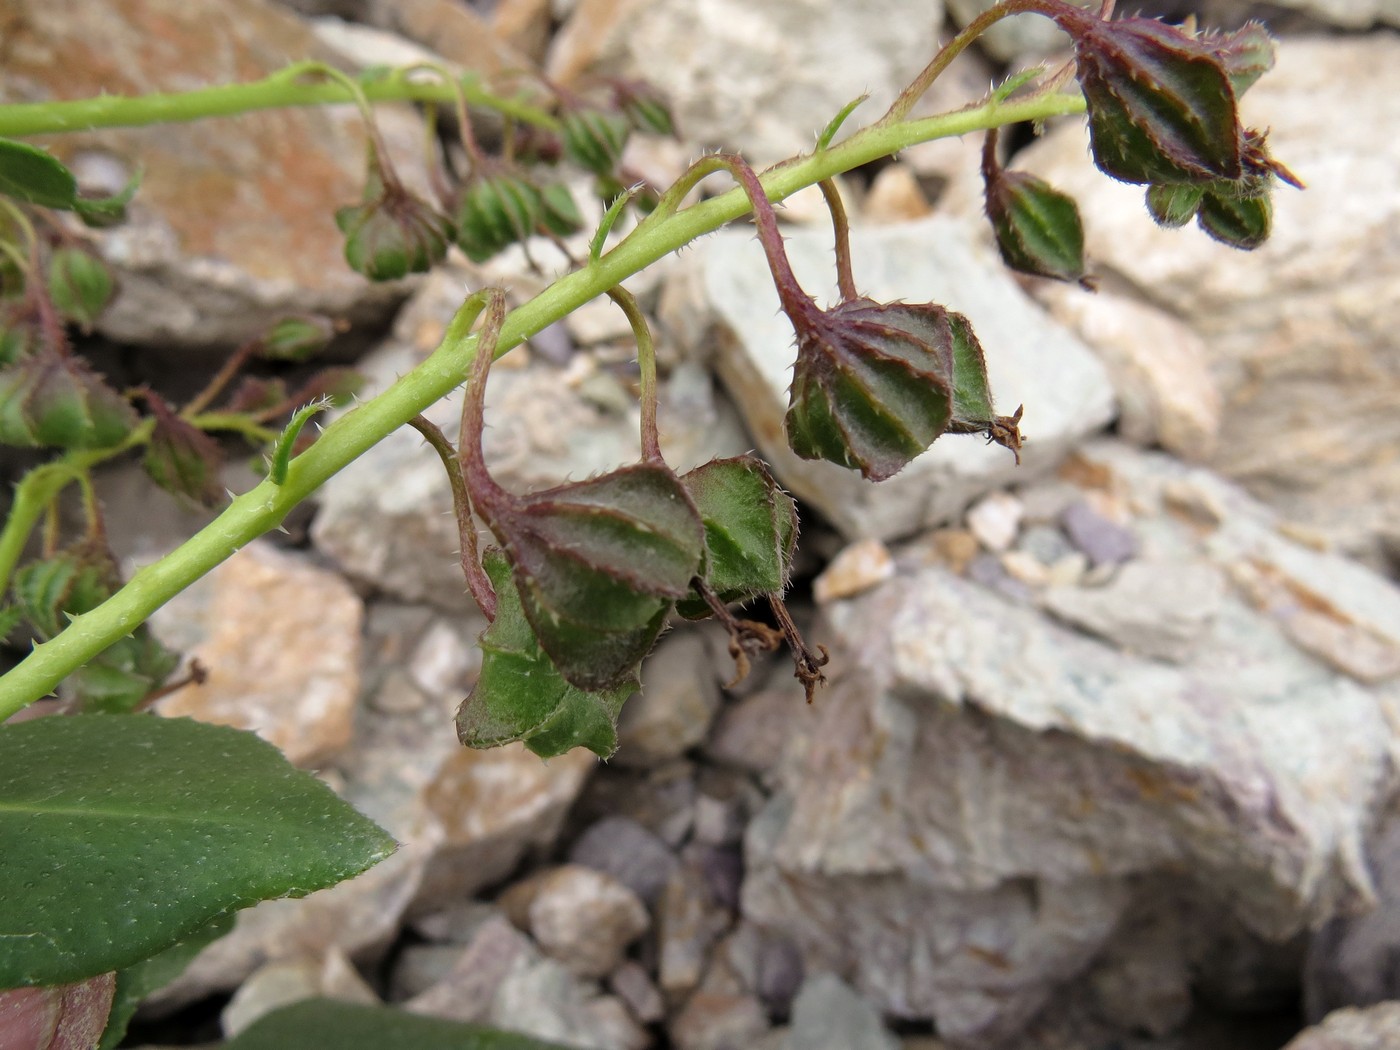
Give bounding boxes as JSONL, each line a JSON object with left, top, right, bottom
{"left": 224, "top": 999, "right": 574, "bottom": 1050}
{"left": 0, "top": 715, "right": 395, "bottom": 986}
{"left": 677, "top": 456, "right": 797, "bottom": 618}
{"left": 97, "top": 915, "right": 232, "bottom": 1050}
{"left": 0, "top": 138, "right": 78, "bottom": 209}
{"left": 456, "top": 549, "right": 633, "bottom": 759}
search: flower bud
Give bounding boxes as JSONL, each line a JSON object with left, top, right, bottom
{"left": 142, "top": 391, "right": 225, "bottom": 506}
{"left": 538, "top": 182, "right": 584, "bottom": 237}
{"left": 483, "top": 463, "right": 706, "bottom": 690}
{"left": 259, "top": 315, "right": 336, "bottom": 361}
{"left": 560, "top": 107, "right": 631, "bottom": 177}
{"left": 1203, "top": 21, "right": 1275, "bottom": 96}
{"left": 0, "top": 348, "right": 137, "bottom": 449}
{"left": 1145, "top": 183, "right": 1205, "bottom": 228}
{"left": 453, "top": 174, "right": 544, "bottom": 263}
{"left": 613, "top": 80, "right": 676, "bottom": 137}
{"left": 1197, "top": 185, "right": 1271, "bottom": 250}
{"left": 784, "top": 298, "right": 1014, "bottom": 481}
{"left": 335, "top": 165, "right": 452, "bottom": 281}
{"left": 1053, "top": 11, "right": 1244, "bottom": 185}
{"left": 47, "top": 247, "right": 114, "bottom": 330}
{"left": 982, "top": 131, "right": 1087, "bottom": 284}
{"left": 676, "top": 455, "right": 797, "bottom": 618}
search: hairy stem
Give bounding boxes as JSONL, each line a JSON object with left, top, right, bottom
{"left": 0, "top": 89, "right": 1086, "bottom": 718}
{"left": 406, "top": 415, "right": 496, "bottom": 620}
{"left": 603, "top": 286, "right": 661, "bottom": 462}
{"left": 818, "top": 179, "right": 857, "bottom": 303}
{"left": 0, "top": 62, "right": 556, "bottom": 139}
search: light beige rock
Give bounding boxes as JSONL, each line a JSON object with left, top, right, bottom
{"left": 614, "top": 632, "right": 722, "bottom": 768}
{"left": 1284, "top": 1001, "right": 1400, "bottom": 1050}
{"left": 153, "top": 542, "right": 362, "bottom": 768}
{"left": 966, "top": 491, "right": 1024, "bottom": 552}
{"left": 813, "top": 539, "right": 895, "bottom": 603}
{"left": 863, "top": 165, "right": 932, "bottom": 225}
{"left": 2, "top": 0, "right": 421, "bottom": 349}
{"left": 221, "top": 951, "right": 377, "bottom": 1037}
{"left": 1012, "top": 36, "right": 1400, "bottom": 559}
{"left": 499, "top": 864, "right": 650, "bottom": 978}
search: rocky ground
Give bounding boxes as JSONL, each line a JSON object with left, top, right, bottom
{"left": 4, "top": 0, "right": 1400, "bottom": 1047}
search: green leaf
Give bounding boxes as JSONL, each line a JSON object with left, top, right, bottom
{"left": 457, "top": 550, "right": 632, "bottom": 759}
{"left": 0, "top": 715, "right": 395, "bottom": 986}
{"left": 0, "top": 138, "right": 77, "bottom": 209}
{"left": 1146, "top": 182, "right": 1205, "bottom": 228}
{"left": 225, "top": 999, "right": 574, "bottom": 1050}
{"left": 98, "top": 915, "right": 232, "bottom": 1050}
{"left": 816, "top": 94, "right": 868, "bottom": 151}
{"left": 677, "top": 456, "right": 797, "bottom": 617}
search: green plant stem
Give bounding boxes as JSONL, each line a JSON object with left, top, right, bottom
{"left": 0, "top": 422, "right": 154, "bottom": 598}
{"left": 0, "top": 88, "right": 1085, "bottom": 717}
{"left": 0, "top": 62, "right": 556, "bottom": 139}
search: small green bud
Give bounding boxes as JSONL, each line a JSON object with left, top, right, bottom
{"left": 0, "top": 349, "right": 137, "bottom": 449}
{"left": 47, "top": 247, "right": 114, "bottom": 330}
{"left": 453, "top": 175, "right": 544, "bottom": 263}
{"left": 538, "top": 182, "right": 584, "bottom": 238}
{"left": 142, "top": 392, "right": 225, "bottom": 506}
{"left": 982, "top": 131, "right": 1087, "bottom": 285}
{"left": 1145, "top": 183, "right": 1206, "bottom": 228}
{"left": 1197, "top": 187, "right": 1272, "bottom": 249}
{"left": 561, "top": 108, "right": 631, "bottom": 177}
{"left": 259, "top": 315, "right": 336, "bottom": 361}
{"left": 335, "top": 164, "right": 453, "bottom": 281}
{"left": 613, "top": 80, "right": 676, "bottom": 137}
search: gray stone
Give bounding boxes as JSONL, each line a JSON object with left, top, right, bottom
{"left": 610, "top": 960, "right": 665, "bottom": 1025}
{"left": 742, "top": 441, "right": 1400, "bottom": 1046}
{"left": 569, "top": 815, "right": 680, "bottom": 906}
{"left": 784, "top": 973, "right": 899, "bottom": 1050}
{"left": 674, "top": 217, "right": 1115, "bottom": 540}
{"left": 1012, "top": 36, "right": 1400, "bottom": 561}
{"left": 1042, "top": 560, "right": 1223, "bottom": 663}
{"left": 547, "top": 0, "right": 946, "bottom": 165}
{"left": 1307, "top": 812, "right": 1400, "bottom": 1020}
{"left": 1060, "top": 499, "right": 1137, "bottom": 568}
{"left": 614, "top": 632, "right": 723, "bottom": 768}
{"left": 1285, "top": 1002, "right": 1400, "bottom": 1050}
{"left": 658, "top": 856, "right": 732, "bottom": 996}
{"left": 498, "top": 864, "right": 650, "bottom": 978}
{"left": 391, "top": 944, "right": 468, "bottom": 1001}
{"left": 221, "top": 951, "right": 377, "bottom": 1037}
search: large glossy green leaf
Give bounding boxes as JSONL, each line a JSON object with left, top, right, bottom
{"left": 0, "top": 138, "right": 77, "bottom": 209}
{"left": 457, "top": 550, "right": 632, "bottom": 759}
{"left": 0, "top": 715, "right": 395, "bottom": 987}
{"left": 226, "top": 999, "right": 575, "bottom": 1049}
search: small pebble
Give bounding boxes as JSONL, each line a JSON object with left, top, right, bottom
{"left": 966, "top": 491, "right": 1024, "bottom": 552}
{"left": 1062, "top": 499, "right": 1138, "bottom": 567}
{"left": 926, "top": 528, "right": 980, "bottom": 574}
{"left": 813, "top": 539, "right": 895, "bottom": 603}
{"left": 1001, "top": 550, "right": 1050, "bottom": 587}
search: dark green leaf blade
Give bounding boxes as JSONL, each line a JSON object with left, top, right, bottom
{"left": 97, "top": 915, "right": 233, "bottom": 1050}
{"left": 225, "top": 998, "right": 575, "bottom": 1050}
{"left": 457, "top": 550, "right": 633, "bottom": 759}
{"left": 0, "top": 138, "right": 77, "bottom": 209}
{"left": 0, "top": 715, "right": 395, "bottom": 986}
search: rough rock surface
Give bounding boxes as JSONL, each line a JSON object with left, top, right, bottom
{"left": 1284, "top": 1002, "right": 1400, "bottom": 1050}
{"left": 742, "top": 440, "right": 1400, "bottom": 1046}
{"left": 547, "top": 0, "right": 946, "bottom": 163}
{"left": 151, "top": 541, "right": 363, "bottom": 767}
{"left": 1012, "top": 36, "right": 1400, "bottom": 560}
{"left": 498, "top": 864, "right": 650, "bottom": 978}
{"left": 668, "top": 216, "right": 1115, "bottom": 539}
{"left": 0, "top": 0, "right": 418, "bottom": 348}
